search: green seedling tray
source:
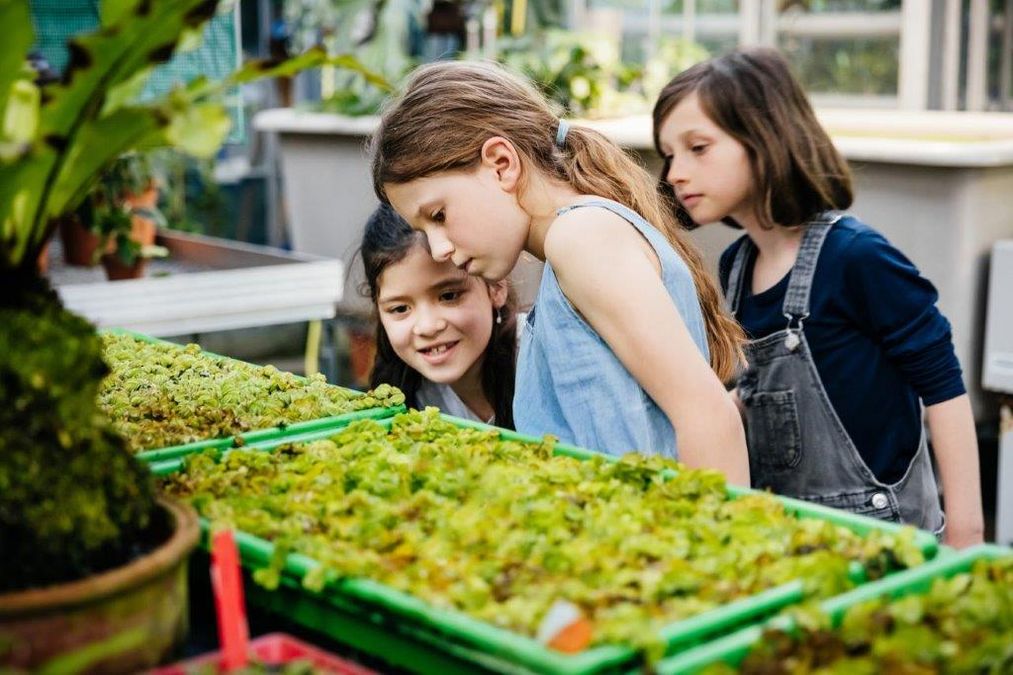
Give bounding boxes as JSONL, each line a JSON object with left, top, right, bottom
{"left": 152, "top": 414, "right": 939, "bottom": 675}
{"left": 655, "top": 543, "right": 1011, "bottom": 674}
{"left": 99, "top": 328, "right": 405, "bottom": 462}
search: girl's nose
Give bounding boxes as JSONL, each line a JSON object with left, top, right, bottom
{"left": 426, "top": 228, "right": 455, "bottom": 262}
{"left": 413, "top": 305, "right": 446, "bottom": 336}
{"left": 666, "top": 156, "right": 687, "bottom": 186}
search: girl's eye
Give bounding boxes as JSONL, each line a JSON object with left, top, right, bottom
{"left": 439, "top": 290, "right": 463, "bottom": 302}
{"left": 385, "top": 304, "right": 409, "bottom": 316}
{"left": 431, "top": 209, "right": 445, "bottom": 223}
{"left": 690, "top": 144, "right": 708, "bottom": 155}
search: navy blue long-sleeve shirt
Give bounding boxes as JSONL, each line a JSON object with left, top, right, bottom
{"left": 719, "top": 217, "right": 965, "bottom": 484}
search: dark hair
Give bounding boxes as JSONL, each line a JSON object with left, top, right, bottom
{"left": 652, "top": 47, "right": 853, "bottom": 230}
{"left": 360, "top": 204, "right": 517, "bottom": 428}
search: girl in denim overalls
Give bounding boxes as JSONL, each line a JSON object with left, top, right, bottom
{"left": 653, "top": 47, "right": 984, "bottom": 548}
{"left": 371, "top": 61, "right": 750, "bottom": 484}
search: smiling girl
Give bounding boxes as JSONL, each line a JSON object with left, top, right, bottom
{"left": 361, "top": 204, "right": 517, "bottom": 427}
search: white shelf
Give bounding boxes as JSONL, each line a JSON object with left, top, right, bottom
{"left": 47, "top": 230, "right": 343, "bottom": 337}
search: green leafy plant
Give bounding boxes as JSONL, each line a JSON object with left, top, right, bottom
{"left": 82, "top": 153, "right": 169, "bottom": 266}
{"left": 100, "top": 333, "right": 405, "bottom": 451}
{"left": 163, "top": 408, "right": 925, "bottom": 658}
{"left": 0, "top": 0, "right": 386, "bottom": 593}
{"left": 711, "top": 556, "right": 1013, "bottom": 674}
{"left": 495, "top": 30, "right": 707, "bottom": 118}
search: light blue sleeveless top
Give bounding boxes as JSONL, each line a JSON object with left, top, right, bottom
{"left": 514, "top": 198, "right": 710, "bottom": 459}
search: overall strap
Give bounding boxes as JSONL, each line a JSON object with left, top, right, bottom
{"left": 781, "top": 211, "right": 843, "bottom": 326}
{"left": 725, "top": 235, "right": 754, "bottom": 316}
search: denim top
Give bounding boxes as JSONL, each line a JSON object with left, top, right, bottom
{"left": 513, "top": 198, "right": 710, "bottom": 459}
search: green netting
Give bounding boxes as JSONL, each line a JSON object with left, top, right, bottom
{"left": 29, "top": 0, "right": 244, "bottom": 143}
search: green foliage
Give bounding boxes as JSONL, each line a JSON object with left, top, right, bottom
{"left": 0, "top": 0, "right": 383, "bottom": 271}
{"left": 78, "top": 153, "right": 169, "bottom": 266}
{"left": 0, "top": 279, "right": 156, "bottom": 592}
{"left": 781, "top": 36, "right": 899, "bottom": 96}
{"left": 0, "top": 0, "right": 382, "bottom": 594}
{"left": 0, "top": 0, "right": 224, "bottom": 271}
{"left": 285, "top": 0, "right": 403, "bottom": 117}
{"left": 163, "top": 409, "right": 924, "bottom": 655}
{"left": 729, "top": 556, "right": 1013, "bottom": 673}
{"left": 99, "top": 333, "right": 405, "bottom": 451}
{"left": 496, "top": 30, "right": 707, "bottom": 118}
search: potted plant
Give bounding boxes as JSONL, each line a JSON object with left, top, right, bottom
{"left": 0, "top": 0, "right": 378, "bottom": 670}
{"left": 87, "top": 153, "right": 169, "bottom": 280}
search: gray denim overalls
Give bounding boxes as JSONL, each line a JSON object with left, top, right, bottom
{"left": 726, "top": 213, "right": 944, "bottom": 533}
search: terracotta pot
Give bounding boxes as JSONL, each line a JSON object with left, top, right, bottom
{"left": 37, "top": 241, "right": 51, "bottom": 276}
{"left": 99, "top": 184, "right": 161, "bottom": 280}
{"left": 0, "top": 497, "right": 200, "bottom": 674}
{"left": 100, "top": 254, "right": 149, "bottom": 281}
{"left": 122, "top": 185, "right": 159, "bottom": 248}
{"left": 59, "top": 215, "right": 101, "bottom": 266}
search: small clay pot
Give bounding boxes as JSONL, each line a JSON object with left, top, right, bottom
{"left": 101, "top": 254, "right": 149, "bottom": 281}
{"left": 37, "top": 242, "right": 51, "bottom": 276}
{"left": 59, "top": 215, "right": 101, "bottom": 266}
{"left": 122, "top": 185, "right": 159, "bottom": 248}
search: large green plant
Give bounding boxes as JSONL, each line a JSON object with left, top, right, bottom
{"left": 0, "top": 0, "right": 384, "bottom": 272}
{"left": 0, "top": 0, "right": 381, "bottom": 592}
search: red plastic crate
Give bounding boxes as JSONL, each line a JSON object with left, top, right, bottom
{"left": 151, "top": 633, "right": 378, "bottom": 675}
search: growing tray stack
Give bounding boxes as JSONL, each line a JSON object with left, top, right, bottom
{"left": 153, "top": 409, "right": 942, "bottom": 674}
{"left": 99, "top": 330, "right": 405, "bottom": 461}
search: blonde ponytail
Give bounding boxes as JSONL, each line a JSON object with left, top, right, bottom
{"left": 561, "top": 126, "right": 745, "bottom": 382}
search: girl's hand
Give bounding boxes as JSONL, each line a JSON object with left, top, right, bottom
{"left": 942, "top": 521, "right": 984, "bottom": 549}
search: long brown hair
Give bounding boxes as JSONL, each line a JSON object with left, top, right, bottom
{"left": 371, "top": 60, "right": 744, "bottom": 383}
{"left": 652, "top": 47, "right": 853, "bottom": 231}
{"left": 359, "top": 204, "right": 517, "bottom": 428}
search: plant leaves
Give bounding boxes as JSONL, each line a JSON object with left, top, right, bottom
{"left": 0, "top": 0, "right": 34, "bottom": 144}
{"left": 164, "top": 99, "right": 231, "bottom": 158}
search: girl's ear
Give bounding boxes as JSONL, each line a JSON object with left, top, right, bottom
{"left": 480, "top": 136, "right": 521, "bottom": 192}
{"left": 488, "top": 279, "right": 509, "bottom": 309}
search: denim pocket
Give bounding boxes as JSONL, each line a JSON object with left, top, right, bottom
{"left": 807, "top": 489, "right": 902, "bottom": 524}
{"left": 745, "top": 390, "right": 802, "bottom": 471}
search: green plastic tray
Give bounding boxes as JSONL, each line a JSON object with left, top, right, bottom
{"left": 655, "top": 543, "right": 1011, "bottom": 674}
{"left": 99, "top": 328, "right": 405, "bottom": 461}
{"left": 152, "top": 415, "right": 940, "bottom": 675}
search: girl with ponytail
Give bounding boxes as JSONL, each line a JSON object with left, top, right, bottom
{"left": 372, "top": 60, "right": 748, "bottom": 484}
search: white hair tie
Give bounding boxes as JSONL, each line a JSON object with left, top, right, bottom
{"left": 555, "top": 120, "right": 570, "bottom": 148}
